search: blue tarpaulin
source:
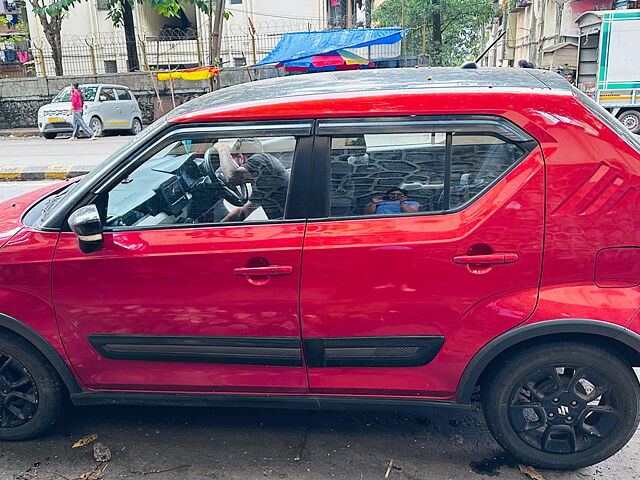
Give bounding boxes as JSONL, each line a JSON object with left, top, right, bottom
{"left": 255, "top": 28, "right": 405, "bottom": 66}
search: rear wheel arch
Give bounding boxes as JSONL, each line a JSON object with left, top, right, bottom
{"left": 0, "top": 313, "right": 81, "bottom": 394}
{"left": 456, "top": 319, "right": 640, "bottom": 403}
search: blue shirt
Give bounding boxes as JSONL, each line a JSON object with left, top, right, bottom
{"left": 375, "top": 201, "right": 419, "bottom": 214}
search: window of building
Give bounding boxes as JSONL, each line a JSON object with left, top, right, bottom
{"left": 96, "top": 0, "right": 110, "bottom": 11}
{"left": 230, "top": 0, "right": 243, "bottom": 4}
{"left": 233, "top": 57, "right": 247, "bottom": 67}
{"left": 103, "top": 60, "right": 117, "bottom": 73}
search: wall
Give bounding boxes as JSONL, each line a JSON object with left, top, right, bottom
{"left": 0, "top": 65, "right": 279, "bottom": 129}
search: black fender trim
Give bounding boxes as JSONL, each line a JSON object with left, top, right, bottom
{"left": 0, "top": 313, "right": 81, "bottom": 394}
{"left": 456, "top": 319, "right": 640, "bottom": 403}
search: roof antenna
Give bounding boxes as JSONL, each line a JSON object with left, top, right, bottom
{"left": 461, "top": 30, "right": 507, "bottom": 69}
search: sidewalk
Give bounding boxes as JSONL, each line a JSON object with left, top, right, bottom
{"left": 0, "top": 127, "right": 41, "bottom": 137}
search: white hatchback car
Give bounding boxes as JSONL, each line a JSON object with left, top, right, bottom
{"left": 37, "top": 84, "right": 143, "bottom": 139}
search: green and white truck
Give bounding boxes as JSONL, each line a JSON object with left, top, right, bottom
{"left": 577, "top": 9, "right": 640, "bottom": 133}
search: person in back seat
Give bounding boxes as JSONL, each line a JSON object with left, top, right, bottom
{"left": 364, "top": 188, "right": 420, "bottom": 215}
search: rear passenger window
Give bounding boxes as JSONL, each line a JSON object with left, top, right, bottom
{"left": 328, "top": 131, "right": 529, "bottom": 217}
{"left": 116, "top": 89, "right": 132, "bottom": 100}
{"left": 330, "top": 133, "right": 446, "bottom": 217}
{"left": 450, "top": 135, "right": 525, "bottom": 209}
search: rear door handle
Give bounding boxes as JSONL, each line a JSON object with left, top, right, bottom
{"left": 234, "top": 265, "right": 293, "bottom": 276}
{"left": 452, "top": 253, "right": 519, "bottom": 265}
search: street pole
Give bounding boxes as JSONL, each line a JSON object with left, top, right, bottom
{"left": 208, "top": 0, "right": 213, "bottom": 66}
{"left": 347, "top": 0, "right": 352, "bottom": 28}
{"left": 401, "top": 0, "right": 407, "bottom": 67}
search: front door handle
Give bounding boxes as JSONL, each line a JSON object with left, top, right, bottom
{"left": 234, "top": 265, "right": 293, "bottom": 276}
{"left": 452, "top": 253, "right": 519, "bottom": 265}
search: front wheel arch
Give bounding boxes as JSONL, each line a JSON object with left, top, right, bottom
{"left": 456, "top": 319, "right": 640, "bottom": 403}
{"left": 0, "top": 313, "right": 81, "bottom": 395}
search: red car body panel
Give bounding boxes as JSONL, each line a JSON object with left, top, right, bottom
{"left": 301, "top": 150, "right": 545, "bottom": 396}
{"left": 52, "top": 224, "right": 308, "bottom": 392}
{"left": 0, "top": 79, "right": 639, "bottom": 402}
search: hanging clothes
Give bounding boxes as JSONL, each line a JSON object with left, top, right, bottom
{"left": 0, "top": 1, "right": 7, "bottom": 14}
{"left": 16, "top": 51, "right": 28, "bottom": 63}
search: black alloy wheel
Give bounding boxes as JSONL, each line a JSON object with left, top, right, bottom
{"left": 483, "top": 342, "right": 640, "bottom": 470}
{"left": 507, "top": 365, "right": 618, "bottom": 455}
{"left": 0, "top": 352, "right": 39, "bottom": 428}
{"left": 0, "top": 333, "right": 64, "bottom": 440}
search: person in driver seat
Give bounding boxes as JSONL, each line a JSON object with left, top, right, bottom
{"left": 214, "top": 138, "right": 290, "bottom": 222}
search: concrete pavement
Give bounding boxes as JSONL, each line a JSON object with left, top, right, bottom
{"left": 0, "top": 134, "right": 129, "bottom": 181}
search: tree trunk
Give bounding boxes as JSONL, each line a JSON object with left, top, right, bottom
{"left": 209, "top": 0, "right": 226, "bottom": 90}
{"left": 432, "top": 0, "right": 442, "bottom": 65}
{"left": 28, "top": 0, "right": 64, "bottom": 76}
{"left": 121, "top": 0, "right": 140, "bottom": 72}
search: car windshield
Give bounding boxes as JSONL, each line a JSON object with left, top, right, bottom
{"left": 574, "top": 87, "right": 640, "bottom": 154}
{"left": 53, "top": 86, "right": 98, "bottom": 103}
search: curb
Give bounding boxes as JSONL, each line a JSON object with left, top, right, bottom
{"left": 0, "top": 165, "right": 93, "bottom": 182}
{"left": 0, "top": 130, "right": 41, "bottom": 138}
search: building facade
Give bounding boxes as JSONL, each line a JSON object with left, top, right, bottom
{"left": 25, "top": 0, "right": 373, "bottom": 76}
{"left": 481, "top": 0, "right": 616, "bottom": 75}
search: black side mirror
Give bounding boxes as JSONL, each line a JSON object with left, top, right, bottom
{"left": 68, "top": 204, "right": 104, "bottom": 253}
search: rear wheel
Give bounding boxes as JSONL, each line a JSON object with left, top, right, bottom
{"left": 482, "top": 342, "right": 640, "bottom": 470}
{"left": 617, "top": 110, "right": 640, "bottom": 134}
{"left": 42, "top": 132, "right": 57, "bottom": 139}
{"left": 130, "top": 118, "right": 143, "bottom": 135}
{"left": 0, "top": 332, "right": 64, "bottom": 440}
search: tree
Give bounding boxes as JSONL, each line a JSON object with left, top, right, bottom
{"left": 43, "top": 0, "right": 211, "bottom": 74}
{"left": 373, "top": 0, "right": 499, "bottom": 66}
{"left": 30, "top": 0, "right": 66, "bottom": 76}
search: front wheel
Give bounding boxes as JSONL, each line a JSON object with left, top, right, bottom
{"left": 89, "top": 116, "right": 103, "bottom": 137}
{"left": 482, "top": 341, "right": 640, "bottom": 470}
{"left": 0, "top": 332, "right": 64, "bottom": 440}
{"left": 42, "top": 132, "right": 57, "bottom": 139}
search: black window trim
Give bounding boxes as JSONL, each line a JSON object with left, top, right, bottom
{"left": 57, "top": 121, "right": 315, "bottom": 233}
{"left": 309, "top": 115, "right": 538, "bottom": 222}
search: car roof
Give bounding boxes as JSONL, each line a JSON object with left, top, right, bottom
{"left": 167, "top": 67, "right": 573, "bottom": 121}
{"left": 77, "top": 84, "right": 131, "bottom": 89}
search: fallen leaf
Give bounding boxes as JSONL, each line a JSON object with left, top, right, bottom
{"left": 79, "top": 464, "right": 107, "bottom": 480}
{"left": 93, "top": 442, "right": 112, "bottom": 462}
{"left": 519, "top": 464, "right": 546, "bottom": 480}
{"left": 72, "top": 434, "right": 98, "bottom": 448}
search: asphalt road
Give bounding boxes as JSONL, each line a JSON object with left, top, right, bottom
{"left": 0, "top": 134, "right": 129, "bottom": 171}
{"left": 0, "top": 181, "right": 638, "bottom": 480}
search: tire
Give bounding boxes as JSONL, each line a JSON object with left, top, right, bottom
{"left": 482, "top": 341, "right": 640, "bottom": 470}
{"left": 42, "top": 132, "right": 57, "bottom": 139}
{"left": 0, "top": 332, "right": 64, "bottom": 440}
{"left": 89, "top": 116, "right": 103, "bottom": 137}
{"left": 130, "top": 118, "right": 143, "bottom": 135}
{"left": 617, "top": 110, "right": 640, "bottom": 134}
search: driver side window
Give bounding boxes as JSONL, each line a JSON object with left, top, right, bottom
{"left": 104, "top": 135, "right": 297, "bottom": 229}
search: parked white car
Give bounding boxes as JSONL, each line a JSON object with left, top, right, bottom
{"left": 37, "top": 84, "right": 143, "bottom": 139}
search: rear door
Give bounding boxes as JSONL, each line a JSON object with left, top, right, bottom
{"left": 300, "top": 116, "right": 545, "bottom": 397}
{"left": 97, "top": 87, "right": 124, "bottom": 129}
{"left": 114, "top": 88, "right": 135, "bottom": 128}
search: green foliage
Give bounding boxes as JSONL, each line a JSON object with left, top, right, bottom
{"left": 0, "top": 16, "right": 7, "bottom": 24}
{"left": 39, "top": 0, "right": 220, "bottom": 27}
{"left": 372, "top": 0, "right": 499, "bottom": 66}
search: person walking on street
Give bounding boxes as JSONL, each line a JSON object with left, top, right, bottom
{"left": 68, "top": 83, "right": 98, "bottom": 140}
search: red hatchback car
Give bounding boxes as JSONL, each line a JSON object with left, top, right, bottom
{"left": 1, "top": 68, "right": 640, "bottom": 470}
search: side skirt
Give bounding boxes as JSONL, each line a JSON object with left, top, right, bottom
{"left": 71, "top": 392, "right": 471, "bottom": 414}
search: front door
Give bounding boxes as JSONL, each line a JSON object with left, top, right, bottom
{"left": 53, "top": 126, "right": 311, "bottom": 392}
{"left": 300, "top": 117, "right": 544, "bottom": 397}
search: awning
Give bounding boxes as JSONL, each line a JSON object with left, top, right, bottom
{"left": 156, "top": 66, "right": 219, "bottom": 81}
{"left": 255, "top": 28, "right": 405, "bottom": 66}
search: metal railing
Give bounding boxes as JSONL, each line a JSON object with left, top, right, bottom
{"left": 30, "top": 27, "right": 402, "bottom": 77}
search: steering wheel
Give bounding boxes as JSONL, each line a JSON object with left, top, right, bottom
{"left": 203, "top": 147, "right": 250, "bottom": 207}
